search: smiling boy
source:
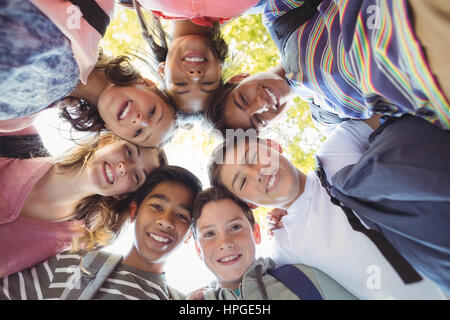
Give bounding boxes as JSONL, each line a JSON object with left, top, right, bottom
{"left": 191, "top": 187, "right": 356, "bottom": 300}
{"left": 0, "top": 166, "right": 202, "bottom": 300}
{"left": 207, "top": 118, "right": 450, "bottom": 299}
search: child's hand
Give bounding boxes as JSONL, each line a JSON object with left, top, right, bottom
{"left": 186, "top": 288, "right": 206, "bottom": 300}
{"left": 266, "top": 208, "right": 287, "bottom": 236}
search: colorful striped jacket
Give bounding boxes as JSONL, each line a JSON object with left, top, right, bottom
{"left": 263, "top": 0, "right": 450, "bottom": 129}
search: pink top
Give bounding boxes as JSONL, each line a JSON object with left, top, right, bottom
{"left": 29, "top": 0, "right": 115, "bottom": 84}
{"left": 137, "top": 0, "right": 259, "bottom": 26}
{"left": 0, "top": 157, "right": 84, "bottom": 277}
{"left": 0, "top": 115, "right": 42, "bottom": 133}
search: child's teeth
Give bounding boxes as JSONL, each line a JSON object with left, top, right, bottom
{"left": 105, "top": 163, "right": 113, "bottom": 184}
{"left": 185, "top": 57, "right": 205, "bottom": 62}
{"left": 264, "top": 87, "right": 278, "bottom": 109}
{"left": 119, "top": 101, "right": 131, "bottom": 120}
{"left": 220, "top": 255, "right": 239, "bottom": 262}
{"left": 149, "top": 232, "right": 169, "bottom": 243}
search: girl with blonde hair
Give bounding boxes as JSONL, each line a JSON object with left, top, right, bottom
{"left": 0, "top": 133, "right": 168, "bottom": 278}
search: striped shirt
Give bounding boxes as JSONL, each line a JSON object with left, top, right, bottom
{"left": 263, "top": 0, "right": 450, "bottom": 129}
{"left": 0, "top": 252, "right": 184, "bottom": 300}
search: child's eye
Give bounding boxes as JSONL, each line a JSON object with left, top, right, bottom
{"left": 201, "top": 81, "right": 215, "bottom": 85}
{"left": 204, "top": 231, "right": 214, "bottom": 238}
{"left": 253, "top": 115, "right": 266, "bottom": 128}
{"left": 239, "top": 93, "right": 248, "bottom": 105}
{"left": 230, "top": 224, "right": 242, "bottom": 232}
{"left": 134, "top": 173, "right": 140, "bottom": 184}
{"left": 150, "top": 204, "right": 163, "bottom": 210}
{"left": 125, "top": 145, "right": 133, "bottom": 158}
{"left": 174, "top": 82, "right": 187, "bottom": 86}
{"left": 250, "top": 152, "right": 257, "bottom": 164}
{"left": 240, "top": 177, "right": 247, "bottom": 191}
{"left": 134, "top": 128, "right": 142, "bottom": 138}
{"left": 176, "top": 213, "right": 191, "bottom": 223}
{"left": 148, "top": 106, "right": 156, "bottom": 118}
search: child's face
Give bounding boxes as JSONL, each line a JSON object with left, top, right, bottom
{"left": 223, "top": 72, "right": 292, "bottom": 130}
{"left": 97, "top": 84, "right": 176, "bottom": 148}
{"left": 161, "top": 35, "right": 222, "bottom": 113}
{"left": 219, "top": 139, "right": 302, "bottom": 208}
{"left": 195, "top": 199, "right": 261, "bottom": 290}
{"left": 86, "top": 140, "right": 161, "bottom": 197}
{"left": 133, "top": 182, "right": 194, "bottom": 265}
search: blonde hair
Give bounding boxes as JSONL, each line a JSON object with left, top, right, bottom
{"left": 55, "top": 133, "right": 168, "bottom": 252}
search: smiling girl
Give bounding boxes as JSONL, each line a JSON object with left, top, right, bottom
{"left": 129, "top": 1, "right": 232, "bottom": 116}
{"left": 0, "top": 1, "right": 176, "bottom": 148}
{"left": 0, "top": 133, "right": 167, "bottom": 278}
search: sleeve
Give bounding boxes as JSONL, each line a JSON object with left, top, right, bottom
{"left": 332, "top": 115, "right": 450, "bottom": 201}
{"left": 316, "top": 120, "right": 373, "bottom": 183}
{"left": 0, "top": 114, "right": 39, "bottom": 133}
{"left": 263, "top": 0, "right": 306, "bottom": 27}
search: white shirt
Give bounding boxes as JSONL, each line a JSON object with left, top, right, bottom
{"left": 271, "top": 120, "right": 448, "bottom": 299}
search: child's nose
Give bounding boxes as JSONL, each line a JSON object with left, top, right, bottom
{"left": 186, "top": 68, "right": 204, "bottom": 82}
{"left": 118, "top": 162, "right": 129, "bottom": 176}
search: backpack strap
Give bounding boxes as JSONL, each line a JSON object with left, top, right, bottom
{"left": 315, "top": 160, "right": 423, "bottom": 284}
{"left": 268, "top": 265, "right": 323, "bottom": 300}
{"left": 68, "top": 0, "right": 110, "bottom": 37}
{"left": 270, "top": 0, "right": 324, "bottom": 51}
{"left": 60, "top": 251, "right": 122, "bottom": 300}
{"left": 309, "top": 101, "right": 348, "bottom": 125}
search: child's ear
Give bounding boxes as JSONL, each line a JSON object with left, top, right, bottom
{"left": 158, "top": 62, "right": 166, "bottom": 79}
{"left": 228, "top": 73, "right": 250, "bottom": 84}
{"left": 246, "top": 202, "right": 259, "bottom": 210}
{"left": 128, "top": 202, "right": 138, "bottom": 222}
{"left": 253, "top": 223, "right": 262, "bottom": 245}
{"left": 194, "top": 241, "right": 204, "bottom": 261}
{"left": 266, "top": 139, "right": 283, "bottom": 154}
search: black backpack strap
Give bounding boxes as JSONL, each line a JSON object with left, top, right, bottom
{"left": 268, "top": 265, "right": 323, "bottom": 300}
{"left": 315, "top": 160, "right": 423, "bottom": 284}
{"left": 61, "top": 251, "right": 122, "bottom": 300}
{"left": 68, "top": 0, "right": 110, "bottom": 37}
{"left": 270, "top": 0, "right": 324, "bottom": 50}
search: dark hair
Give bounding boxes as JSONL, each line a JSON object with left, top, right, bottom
{"left": 134, "top": 3, "right": 228, "bottom": 67}
{"left": 0, "top": 134, "right": 50, "bottom": 159}
{"left": 133, "top": 165, "right": 203, "bottom": 209}
{"left": 133, "top": 2, "right": 229, "bottom": 111}
{"left": 58, "top": 51, "right": 142, "bottom": 134}
{"left": 192, "top": 187, "right": 255, "bottom": 238}
{"left": 204, "top": 81, "right": 238, "bottom": 137}
{"left": 58, "top": 51, "right": 175, "bottom": 140}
